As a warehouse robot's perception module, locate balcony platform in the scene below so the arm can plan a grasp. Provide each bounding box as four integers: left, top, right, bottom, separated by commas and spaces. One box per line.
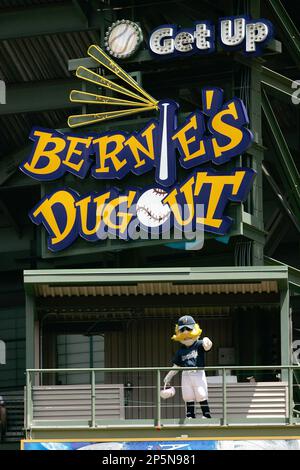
26, 418, 300, 441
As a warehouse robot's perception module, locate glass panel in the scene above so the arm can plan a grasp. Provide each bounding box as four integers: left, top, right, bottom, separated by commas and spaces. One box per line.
56, 334, 104, 385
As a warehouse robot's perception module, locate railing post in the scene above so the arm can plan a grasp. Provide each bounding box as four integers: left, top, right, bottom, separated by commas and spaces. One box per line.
288, 366, 294, 425
91, 370, 96, 428
26, 370, 32, 431
222, 368, 227, 426
156, 369, 161, 427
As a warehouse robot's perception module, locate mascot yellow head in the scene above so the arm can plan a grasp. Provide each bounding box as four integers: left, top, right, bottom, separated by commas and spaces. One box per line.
172, 315, 202, 346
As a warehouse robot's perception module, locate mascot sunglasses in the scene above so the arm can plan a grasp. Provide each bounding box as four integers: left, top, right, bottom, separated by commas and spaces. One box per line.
178, 326, 194, 332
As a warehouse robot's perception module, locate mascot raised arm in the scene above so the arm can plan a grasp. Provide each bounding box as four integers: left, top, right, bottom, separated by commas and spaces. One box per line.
163, 315, 213, 419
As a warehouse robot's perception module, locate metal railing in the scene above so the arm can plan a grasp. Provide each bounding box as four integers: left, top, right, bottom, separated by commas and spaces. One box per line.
25, 365, 300, 430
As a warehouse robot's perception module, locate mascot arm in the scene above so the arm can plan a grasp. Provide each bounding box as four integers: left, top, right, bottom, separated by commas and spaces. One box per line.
164, 364, 180, 384
202, 337, 213, 351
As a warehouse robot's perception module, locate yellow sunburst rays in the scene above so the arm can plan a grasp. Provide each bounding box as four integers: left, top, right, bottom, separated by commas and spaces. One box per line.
68, 45, 158, 128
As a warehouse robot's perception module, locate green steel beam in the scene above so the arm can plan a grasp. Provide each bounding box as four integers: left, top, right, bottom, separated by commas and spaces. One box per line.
268, 0, 300, 68
68, 51, 153, 71
0, 79, 78, 115
23, 265, 289, 289
248, 60, 264, 264
27, 365, 299, 373
0, 72, 143, 116
1, 67, 291, 119
288, 367, 294, 424
235, 58, 294, 103
28, 422, 300, 440
237, 1, 265, 265
265, 211, 289, 257
68, 40, 281, 72
0, 72, 147, 116
25, 370, 33, 431
261, 67, 296, 102
261, 90, 300, 220
28, 417, 293, 429
222, 368, 227, 426
0, 2, 102, 40
262, 164, 300, 233
25, 293, 35, 370
91, 370, 96, 428
265, 256, 300, 292
241, 221, 266, 244
280, 282, 290, 381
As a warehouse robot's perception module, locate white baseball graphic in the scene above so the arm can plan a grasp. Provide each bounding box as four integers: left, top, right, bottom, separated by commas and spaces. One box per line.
136, 188, 171, 228
105, 21, 143, 59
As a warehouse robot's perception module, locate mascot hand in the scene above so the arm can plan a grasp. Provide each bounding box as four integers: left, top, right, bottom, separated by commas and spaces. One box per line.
164, 365, 179, 384
202, 337, 213, 351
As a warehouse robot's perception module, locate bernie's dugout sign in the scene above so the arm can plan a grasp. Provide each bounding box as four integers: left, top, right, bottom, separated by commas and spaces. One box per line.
20, 88, 255, 252
19, 15, 275, 253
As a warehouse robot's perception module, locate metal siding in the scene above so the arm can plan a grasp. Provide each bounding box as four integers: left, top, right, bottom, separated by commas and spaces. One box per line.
31, 384, 124, 420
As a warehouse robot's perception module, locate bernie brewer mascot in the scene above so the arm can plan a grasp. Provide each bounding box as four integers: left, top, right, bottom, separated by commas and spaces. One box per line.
164, 315, 213, 419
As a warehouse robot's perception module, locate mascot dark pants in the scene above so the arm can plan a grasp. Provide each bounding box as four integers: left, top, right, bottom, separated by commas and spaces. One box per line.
164, 315, 212, 419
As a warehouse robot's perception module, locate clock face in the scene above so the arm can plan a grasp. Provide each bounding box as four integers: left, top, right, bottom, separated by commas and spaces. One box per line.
105, 20, 143, 59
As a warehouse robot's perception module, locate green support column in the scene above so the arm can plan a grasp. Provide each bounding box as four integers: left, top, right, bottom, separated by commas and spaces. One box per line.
25, 293, 36, 371
233, 0, 265, 265
280, 283, 290, 381
245, 60, 265, 266
248, 0, 265, 266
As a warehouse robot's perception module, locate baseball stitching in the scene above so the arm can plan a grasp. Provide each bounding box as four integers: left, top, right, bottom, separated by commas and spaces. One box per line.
109, 25, 137, 55
136, 205, 170, 223
153, 188, 166, 195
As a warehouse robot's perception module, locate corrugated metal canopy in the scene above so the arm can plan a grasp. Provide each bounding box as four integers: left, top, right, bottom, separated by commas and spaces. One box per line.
25, 265, 296, 299
37, 306, 232, 321
21, 259, 300, 302
0, 31, 99, 83
35, 280, 278, 298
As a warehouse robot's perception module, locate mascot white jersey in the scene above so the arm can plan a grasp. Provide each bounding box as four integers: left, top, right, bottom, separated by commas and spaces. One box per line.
164, 315, 213, 419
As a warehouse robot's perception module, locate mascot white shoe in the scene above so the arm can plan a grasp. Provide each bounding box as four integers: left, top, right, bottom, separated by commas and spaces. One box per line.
164, 315, 213, 419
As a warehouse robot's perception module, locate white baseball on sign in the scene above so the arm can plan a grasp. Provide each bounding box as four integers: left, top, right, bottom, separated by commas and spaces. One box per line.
105, 20, 143, 59
136, 188, 171, 228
